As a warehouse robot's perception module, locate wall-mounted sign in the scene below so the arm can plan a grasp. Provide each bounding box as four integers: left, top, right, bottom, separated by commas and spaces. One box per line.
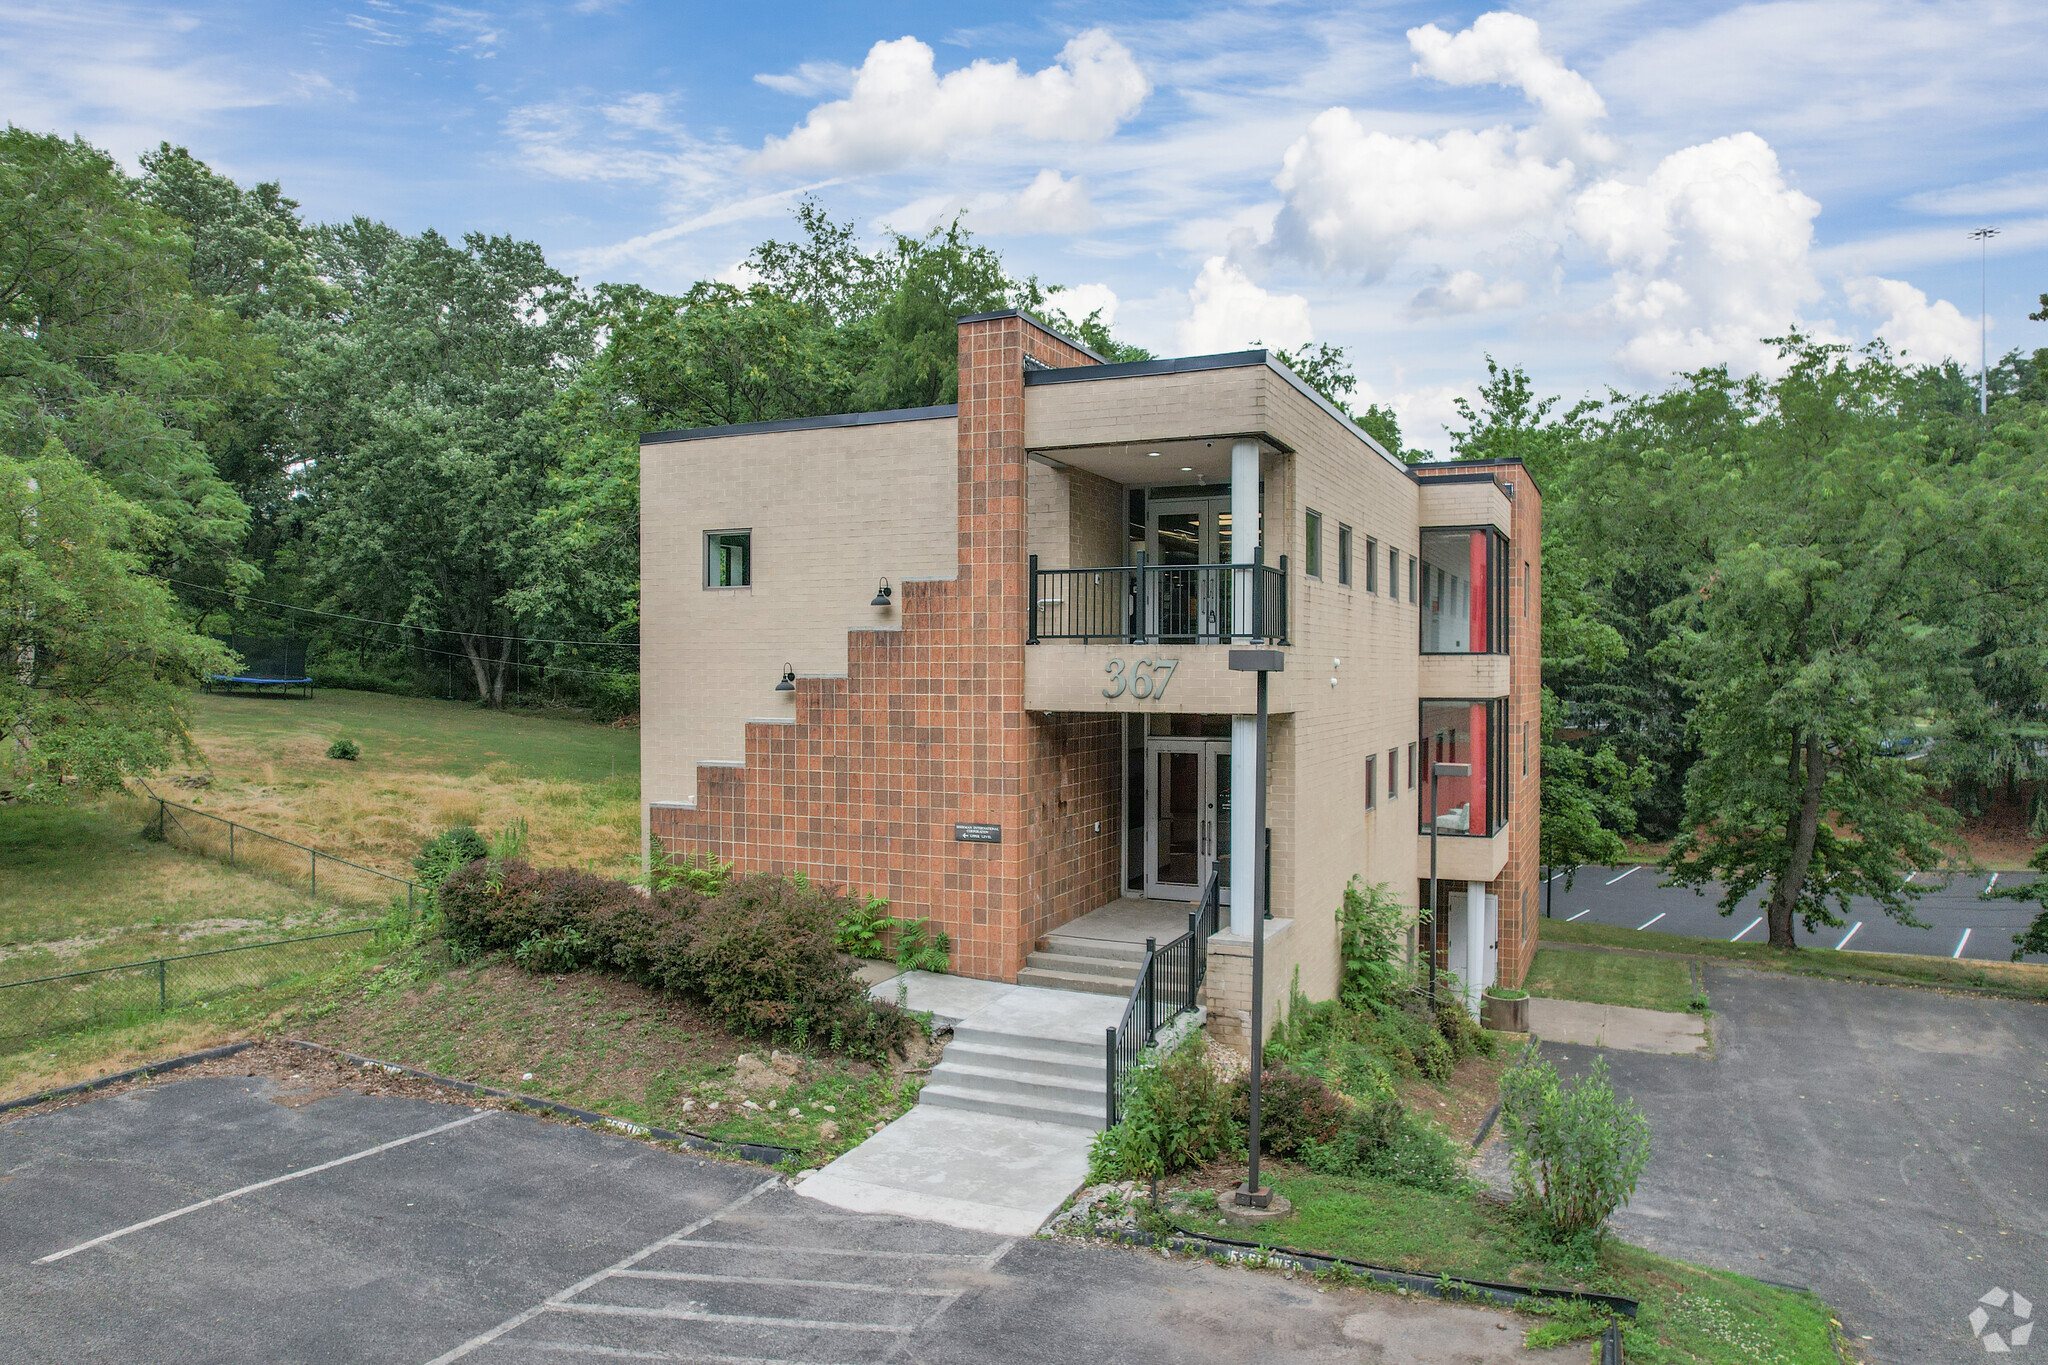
1101, 657, 1180, 700
954, 823, 1002, 844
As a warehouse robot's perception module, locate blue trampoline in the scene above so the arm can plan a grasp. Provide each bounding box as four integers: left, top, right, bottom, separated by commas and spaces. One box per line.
205, 636, 314, 698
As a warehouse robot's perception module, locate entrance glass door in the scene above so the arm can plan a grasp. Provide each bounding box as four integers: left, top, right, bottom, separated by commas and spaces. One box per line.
1144, 737, 1231, 902
1148, 497, 1232, 640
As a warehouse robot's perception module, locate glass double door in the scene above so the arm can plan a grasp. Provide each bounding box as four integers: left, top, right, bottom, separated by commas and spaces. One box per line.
1144, 738, 1231, 902
1147, 496, 1233, 640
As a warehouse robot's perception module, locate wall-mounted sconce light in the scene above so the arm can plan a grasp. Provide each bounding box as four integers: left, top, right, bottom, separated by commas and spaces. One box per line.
871, 577, 893, 608
775, 663, 795, 692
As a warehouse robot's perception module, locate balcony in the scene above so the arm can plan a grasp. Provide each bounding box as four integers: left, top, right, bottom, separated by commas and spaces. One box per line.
1028, 555, 1288, 646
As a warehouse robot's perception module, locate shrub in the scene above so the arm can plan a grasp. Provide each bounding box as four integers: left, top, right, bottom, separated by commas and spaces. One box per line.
326, 738, 361, 761
1336, 877, 1409, 1007
1233, 1064, 1345, 1158
1433, 992, 1495, 1062
1089, 1036, 1235, 1182
836, 895, 895, 958
1498, 1042, 1651, 1237
649, 849, 731, 896
891, 916, 951, 973
414, 826, 489, 890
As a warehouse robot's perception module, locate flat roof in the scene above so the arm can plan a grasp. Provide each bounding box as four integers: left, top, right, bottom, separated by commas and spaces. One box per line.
642, 404, 957, 446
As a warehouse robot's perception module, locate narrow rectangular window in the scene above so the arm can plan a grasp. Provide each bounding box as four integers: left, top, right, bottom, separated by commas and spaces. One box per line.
1364, 754, 1377, 810
1406, 741, 1416, 789
1522, 721, 1529, 775
704, 530, 751, 588
1365, 537, 1379, 593
1388, 749, 1399, 798
1305, 510, 1323, 578
1337, 523, 1353, 586
1409, 555, 1418, 603
1524, 562, 1531, 617
1390, 546, 1400, 598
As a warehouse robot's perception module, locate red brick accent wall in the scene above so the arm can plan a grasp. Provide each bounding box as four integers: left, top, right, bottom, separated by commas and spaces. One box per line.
652, 314, 1118, 982
1412, 461, 1543, 986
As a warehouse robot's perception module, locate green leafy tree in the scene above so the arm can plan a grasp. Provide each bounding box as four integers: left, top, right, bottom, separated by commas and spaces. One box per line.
1270, 341, 1407, 457
1988, 844, 2048, 960
299, 221, 593, 705
1661, 336, 2048, 948
2, 445, 231, 795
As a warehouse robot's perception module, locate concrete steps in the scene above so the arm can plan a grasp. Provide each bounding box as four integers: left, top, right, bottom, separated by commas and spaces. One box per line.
924, 1013, 1116, 1131
1013, 932, 1150, 998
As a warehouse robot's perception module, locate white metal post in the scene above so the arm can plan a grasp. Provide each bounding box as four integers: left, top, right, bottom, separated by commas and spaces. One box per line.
1229, 440, 1261, 933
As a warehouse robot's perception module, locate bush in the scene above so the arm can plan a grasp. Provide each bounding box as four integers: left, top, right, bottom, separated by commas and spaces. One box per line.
586, 672, 639, 724
414, 826, 490, 890
1498, 1042, 1651, 1237
1089, 1035, 1235, 1182
1337, 877, 1409, 1007
326, 738, 361, 761
1232, 1063, 1345, 1158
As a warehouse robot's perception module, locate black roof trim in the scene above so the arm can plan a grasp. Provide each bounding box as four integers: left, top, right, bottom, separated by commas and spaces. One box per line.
642, 404, 958, 445
1409, 456, 1543, 499
955, 308, 1108, 364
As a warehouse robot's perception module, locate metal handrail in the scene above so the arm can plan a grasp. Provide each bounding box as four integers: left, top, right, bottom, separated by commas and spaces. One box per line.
1105, 868, 1220, 1127
1030, 552, 1288, 644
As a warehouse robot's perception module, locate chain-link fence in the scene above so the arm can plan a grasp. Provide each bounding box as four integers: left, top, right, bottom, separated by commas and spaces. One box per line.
0, 927, 386, 1047
147, 794, 419, 912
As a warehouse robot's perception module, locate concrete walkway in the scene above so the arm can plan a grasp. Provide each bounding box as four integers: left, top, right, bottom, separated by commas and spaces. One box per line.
794, 971, 1121, 1236
1527, 995, 1709, 1054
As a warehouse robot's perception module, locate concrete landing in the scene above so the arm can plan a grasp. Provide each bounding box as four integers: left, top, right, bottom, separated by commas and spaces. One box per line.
1528, 996, 1709, 1054
869, 969, 1017, 1026
794, 1105, 1094, 1237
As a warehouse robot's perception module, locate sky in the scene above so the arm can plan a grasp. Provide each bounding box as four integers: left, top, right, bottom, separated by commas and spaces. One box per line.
5, 0, 2045, 454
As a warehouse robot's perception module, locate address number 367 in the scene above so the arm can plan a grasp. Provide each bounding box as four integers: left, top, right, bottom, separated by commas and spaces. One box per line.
1102, 657, 1179, 700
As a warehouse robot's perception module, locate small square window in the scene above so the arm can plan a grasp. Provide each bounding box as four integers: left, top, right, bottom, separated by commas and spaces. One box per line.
705, 530, 751, 588
1365, 537, 1379, 593
1305, 510, 1323, 578
1364, 754, 1377, 810
1388, 749, 1399, 798
1337, 523, 1353, 586
1409, 555, 1418, 603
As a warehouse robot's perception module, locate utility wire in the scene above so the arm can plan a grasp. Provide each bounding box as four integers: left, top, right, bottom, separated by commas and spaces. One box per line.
246, 616, 636, 683
165, 578, 640, 651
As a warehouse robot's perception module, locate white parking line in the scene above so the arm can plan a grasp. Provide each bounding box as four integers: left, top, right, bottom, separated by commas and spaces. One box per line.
1636, 912, 1666, 930
1731, 916, 1764, 942
1952, 928, 1972, 959
1835, 922, 1863, 950
1605, 866, 1642, 886
36, 1110, 492, 1265
1987, 873, 2001, 891
421, 1177, 780, 1365
519, 1347, 865, 1364
1565, 908, 1593, 921
546, 1304, 910, 1334
612, 1269, 953, 1297
1546, 870, 1565, 884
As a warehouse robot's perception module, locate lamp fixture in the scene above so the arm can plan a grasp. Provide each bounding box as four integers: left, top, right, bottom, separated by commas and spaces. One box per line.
775, 663, 796, 692
871, 577, 893, 607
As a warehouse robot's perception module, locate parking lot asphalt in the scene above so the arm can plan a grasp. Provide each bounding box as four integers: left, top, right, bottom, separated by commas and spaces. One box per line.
1539, 863, 2046, 963
1543, 966, 2048, 1364
0, 1072, 1576, 1364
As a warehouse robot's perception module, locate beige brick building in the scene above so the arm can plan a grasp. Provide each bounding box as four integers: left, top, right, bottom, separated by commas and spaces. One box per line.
641, 311, 1541, 1045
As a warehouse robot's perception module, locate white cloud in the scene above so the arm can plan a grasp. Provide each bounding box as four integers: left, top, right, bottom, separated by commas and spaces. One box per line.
754, 61, 856, 99
1573, 132, 1824, 375
1405, 269, 1527, 318
1409, 12, 1606, 127
1177, 257, 1312, 355
505, 93, 720, 185
751, 29, 1149, 175
1845, 275, 1979, 365
883, 168, 1097, 237
1051, 282, 1119, 328
1266, 108, 1574, 279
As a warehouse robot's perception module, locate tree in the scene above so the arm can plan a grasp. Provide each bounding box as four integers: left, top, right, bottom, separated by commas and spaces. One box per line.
2, 445, 231, 796
1662, 336, 2048, 948
1270, 342, 1407, 457
299, 222, 593, 705
1988, 843, 2048, 960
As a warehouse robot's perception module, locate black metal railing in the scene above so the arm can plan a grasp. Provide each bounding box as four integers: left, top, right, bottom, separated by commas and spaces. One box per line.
1105, 868, 1220, 1128
1030, 550, 1288, 644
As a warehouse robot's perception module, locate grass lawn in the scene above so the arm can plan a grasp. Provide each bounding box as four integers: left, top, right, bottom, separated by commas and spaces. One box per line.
1523, 945, 1701, 1013
159, 688, 642, 882
1542, 916, 2048, 1002
1200, 1167, 1847, 1363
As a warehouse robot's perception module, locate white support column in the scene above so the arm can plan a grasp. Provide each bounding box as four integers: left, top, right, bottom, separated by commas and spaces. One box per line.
1229, 440, 1261, 935
1464, 880, 1488, 1016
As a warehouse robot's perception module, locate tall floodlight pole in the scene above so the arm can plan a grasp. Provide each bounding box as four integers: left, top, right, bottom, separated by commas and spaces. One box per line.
1971, 226, 1999, 416
1427, 761, 1471, 1012
1229, 646, 1283, 1209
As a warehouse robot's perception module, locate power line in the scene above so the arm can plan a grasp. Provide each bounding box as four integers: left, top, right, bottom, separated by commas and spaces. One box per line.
166, 578, 639, 651
247, 614, 636, 683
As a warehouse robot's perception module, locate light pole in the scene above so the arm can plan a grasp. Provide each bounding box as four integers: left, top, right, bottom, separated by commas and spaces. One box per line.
1426, 760, 1471, 1011
1971, 226, 1999, 416
1228, 646, 1282, 1208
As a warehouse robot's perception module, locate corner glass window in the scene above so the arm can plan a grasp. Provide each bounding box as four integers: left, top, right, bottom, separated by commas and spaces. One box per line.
1418, 698, 1510, 837
705, 530, 751, 588
1419, 527, 1509, 653
1304, 510, 1323, 578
